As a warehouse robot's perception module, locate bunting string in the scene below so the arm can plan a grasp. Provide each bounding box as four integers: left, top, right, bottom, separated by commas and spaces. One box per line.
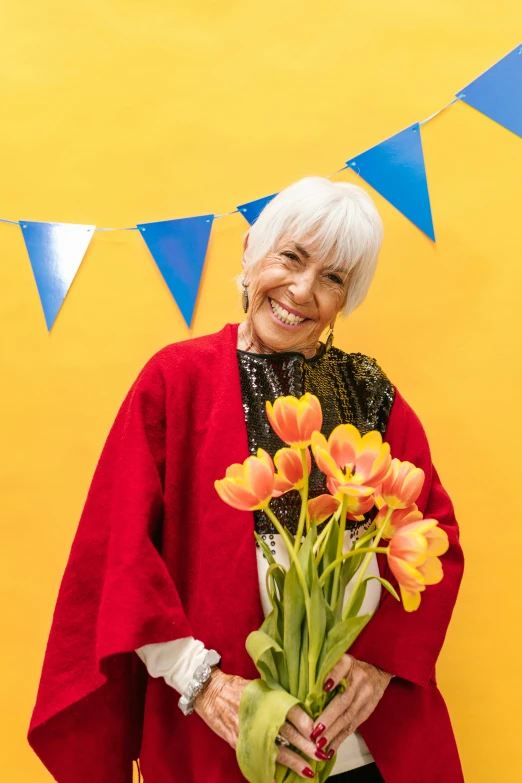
1, 43, 520, 330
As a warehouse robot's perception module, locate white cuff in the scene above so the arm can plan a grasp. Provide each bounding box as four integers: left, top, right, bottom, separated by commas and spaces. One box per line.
135, 637, 210, 695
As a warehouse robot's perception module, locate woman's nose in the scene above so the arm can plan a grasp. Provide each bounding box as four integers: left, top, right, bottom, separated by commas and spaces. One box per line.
288, 273, 315, 304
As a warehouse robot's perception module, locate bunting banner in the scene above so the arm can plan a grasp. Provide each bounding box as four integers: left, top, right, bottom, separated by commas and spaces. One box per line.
346, 122, 435, 241
1, 43, 520, 330
20, 221, 95, 331
457, 44, 522, 138
237, 194, 278, 225
137, 215, 214, 328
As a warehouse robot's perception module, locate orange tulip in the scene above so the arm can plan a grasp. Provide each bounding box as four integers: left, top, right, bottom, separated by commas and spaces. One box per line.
308, 494, 340, 524
387, 519, 449, 611
375, 503, 423, 539
266, 393, 323, 448
376, 458, 424, 510
273, 447, 312, 497
311, 425, 391, 502
215, 449, 275, 511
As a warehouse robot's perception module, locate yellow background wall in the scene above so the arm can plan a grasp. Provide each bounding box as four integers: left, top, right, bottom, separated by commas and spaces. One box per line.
1, 2, 520, 780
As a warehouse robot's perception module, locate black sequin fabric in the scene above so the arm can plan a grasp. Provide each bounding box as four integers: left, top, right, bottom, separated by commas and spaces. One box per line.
237, 344, 396, 540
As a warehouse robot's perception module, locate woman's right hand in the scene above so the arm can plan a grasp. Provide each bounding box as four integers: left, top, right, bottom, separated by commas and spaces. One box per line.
194, 669, 324, 779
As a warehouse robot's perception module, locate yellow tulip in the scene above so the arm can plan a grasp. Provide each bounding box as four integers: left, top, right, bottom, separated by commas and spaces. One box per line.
387, 519, 449, 611
272, 447, 312, 496
266, 393, 323, 448
215, 449, 275, 511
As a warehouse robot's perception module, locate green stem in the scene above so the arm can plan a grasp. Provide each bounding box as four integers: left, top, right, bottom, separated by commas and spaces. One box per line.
318, 547, 390, 585
353, 522, 377, 549
314, 519, 333, 568
330, 494, 349, 608
313, 503, 343, 557
265, 505, 311, 614
342, 506, 394, 620
294, 448, 310, 553
265, 505, 316, 696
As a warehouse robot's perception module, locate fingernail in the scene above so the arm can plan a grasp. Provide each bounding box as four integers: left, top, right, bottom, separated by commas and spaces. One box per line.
327, 749, 335, 760
310, 723, 325, 741
324, 678, 335, 692
315, 748, 329, 760
316, 736, 328, 750
302, 768, 315, 779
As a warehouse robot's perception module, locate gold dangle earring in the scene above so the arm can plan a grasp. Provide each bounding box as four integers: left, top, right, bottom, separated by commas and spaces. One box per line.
242, 283, 249, 314
325, 325, 335, 352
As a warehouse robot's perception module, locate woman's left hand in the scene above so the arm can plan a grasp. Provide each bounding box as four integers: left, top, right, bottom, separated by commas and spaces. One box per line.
310, 654, 393, 755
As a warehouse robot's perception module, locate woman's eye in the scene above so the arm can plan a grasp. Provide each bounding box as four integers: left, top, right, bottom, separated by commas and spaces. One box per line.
281, 251, 300, 262
326, 273, 343, 285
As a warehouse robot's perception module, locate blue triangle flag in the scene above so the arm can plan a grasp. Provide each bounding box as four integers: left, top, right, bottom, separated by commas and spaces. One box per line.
346, 122, 435, 241
237, 193, 277, 225
137, 215, 214, 328
20, 220, 95, 331
457, 44, 522, 138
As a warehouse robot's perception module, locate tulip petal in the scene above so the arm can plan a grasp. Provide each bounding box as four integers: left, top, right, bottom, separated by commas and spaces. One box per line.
312, 444, 341, 481
389, 529, 428, 566
399, 584, 422, 612
308, 494, 340, 524
328, 424, 359, 471
215, 478, 263, 511
418, 555, 444, 585
424, 524, 449, 557
388, 556, 425, 591
274, 448, 303, 486
401, 467, 425, 506
245, 456, 274, 503
256, 448, 275, 475
298, 394, 323, 441
225, 463, 245, 479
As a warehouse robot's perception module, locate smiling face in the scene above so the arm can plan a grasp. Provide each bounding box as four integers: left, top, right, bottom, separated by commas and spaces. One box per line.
242, 234, 349, 356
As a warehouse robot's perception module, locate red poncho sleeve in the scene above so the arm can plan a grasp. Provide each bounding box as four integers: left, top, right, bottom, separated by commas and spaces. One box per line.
349, 387, 465, 687
28, 353, 192, 782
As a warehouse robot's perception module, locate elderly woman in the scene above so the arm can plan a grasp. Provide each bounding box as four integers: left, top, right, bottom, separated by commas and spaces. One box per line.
28, 178, 464, 783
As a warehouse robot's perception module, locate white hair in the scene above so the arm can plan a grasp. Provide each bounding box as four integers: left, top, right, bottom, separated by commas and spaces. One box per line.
240, 176, 384, 316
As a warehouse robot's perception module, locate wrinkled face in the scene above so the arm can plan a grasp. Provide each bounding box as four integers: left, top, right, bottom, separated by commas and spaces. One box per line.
243, 235, 349, 354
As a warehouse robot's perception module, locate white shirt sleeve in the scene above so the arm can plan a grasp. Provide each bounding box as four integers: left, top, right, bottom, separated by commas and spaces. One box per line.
135, 637, 210, 695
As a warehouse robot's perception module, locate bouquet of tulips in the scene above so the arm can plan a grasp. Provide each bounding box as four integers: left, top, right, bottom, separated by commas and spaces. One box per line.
215, 393, 449, 783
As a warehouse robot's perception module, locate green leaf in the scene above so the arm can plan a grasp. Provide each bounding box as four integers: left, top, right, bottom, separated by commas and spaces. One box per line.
309, 614, 372, 700
320, 517, 339, 605
246, 630, 283, 662
332, 545, 366, 621
364, 575, 400, 601
341, 546, 365, 586
266, 562, 286, 610
283, 561, 306, 695
260, 609, 280, 646
255, 531, 276, 566
246, 629, 283, 685
308, 573, 327, 690
318, 756, 337, 782
297, 620, 309, 701
236, 679, 301, 783
298, 530, 315, 590
344, 580, 368, 619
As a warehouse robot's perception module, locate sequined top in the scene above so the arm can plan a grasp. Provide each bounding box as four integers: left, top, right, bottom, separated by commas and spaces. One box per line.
237, 343, 395, 539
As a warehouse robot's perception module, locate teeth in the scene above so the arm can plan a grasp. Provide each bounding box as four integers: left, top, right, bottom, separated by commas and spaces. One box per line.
269, 299, 305, 325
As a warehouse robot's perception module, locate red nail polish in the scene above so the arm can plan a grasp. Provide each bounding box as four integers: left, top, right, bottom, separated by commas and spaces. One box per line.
302, 768, 315, 779
310, 723, 325, 741
324, 678, 335, 692
327, 749, 335, 760
315, 748, 329, 760
316, 736, 328, 750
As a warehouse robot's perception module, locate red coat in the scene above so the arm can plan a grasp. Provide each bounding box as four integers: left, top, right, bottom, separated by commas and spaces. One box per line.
28, 323, 464, 783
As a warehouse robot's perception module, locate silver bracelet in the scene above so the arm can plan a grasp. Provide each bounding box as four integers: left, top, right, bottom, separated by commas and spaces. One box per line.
177, 649, 221, 716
